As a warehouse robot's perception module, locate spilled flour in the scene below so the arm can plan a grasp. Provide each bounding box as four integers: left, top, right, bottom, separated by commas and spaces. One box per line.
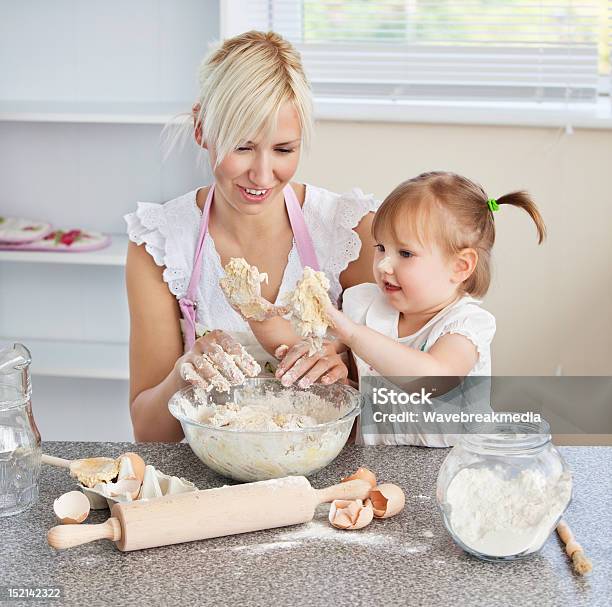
213, 518, 428, 557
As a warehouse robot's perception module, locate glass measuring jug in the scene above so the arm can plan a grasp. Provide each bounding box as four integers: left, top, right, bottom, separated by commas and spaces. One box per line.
0, 343, 41, 517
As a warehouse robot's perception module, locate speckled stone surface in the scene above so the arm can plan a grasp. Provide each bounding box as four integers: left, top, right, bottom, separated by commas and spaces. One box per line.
0, 443, 610, 607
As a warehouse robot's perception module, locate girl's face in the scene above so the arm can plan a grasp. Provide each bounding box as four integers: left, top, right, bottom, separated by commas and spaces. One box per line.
373, 226, 461, 315
207, 101, 302, 216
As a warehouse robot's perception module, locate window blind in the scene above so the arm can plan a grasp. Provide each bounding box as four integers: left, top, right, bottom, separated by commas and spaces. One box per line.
221, 0, 607, 106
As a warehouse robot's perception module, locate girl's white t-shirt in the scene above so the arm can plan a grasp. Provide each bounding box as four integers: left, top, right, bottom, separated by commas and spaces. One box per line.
125, 184, 379, 365
342, 283, 496, 447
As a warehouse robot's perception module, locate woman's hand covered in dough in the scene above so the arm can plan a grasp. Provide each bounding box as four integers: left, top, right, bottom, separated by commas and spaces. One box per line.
227, 297, 291, 322
176, 330, 261, 393
274, 339, 348, 389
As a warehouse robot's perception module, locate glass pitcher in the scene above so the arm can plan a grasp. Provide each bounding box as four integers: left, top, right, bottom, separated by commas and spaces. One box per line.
0, 343, 41, 517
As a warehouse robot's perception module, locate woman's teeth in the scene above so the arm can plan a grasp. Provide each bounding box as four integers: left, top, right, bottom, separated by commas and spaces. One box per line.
245, 188, 267, 195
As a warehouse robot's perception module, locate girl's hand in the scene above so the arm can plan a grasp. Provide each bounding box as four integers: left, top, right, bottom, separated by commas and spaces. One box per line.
175, 329, 260, 392
325, 304, 358, 345
274, 339, 348, 389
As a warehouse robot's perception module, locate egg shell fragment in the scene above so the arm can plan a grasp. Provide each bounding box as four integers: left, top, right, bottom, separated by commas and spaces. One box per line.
370, 483, 406, 518
119, 452, 146, 483
329, 498, 374, 530
341, 467, 377, 489
53, 490, 91, 524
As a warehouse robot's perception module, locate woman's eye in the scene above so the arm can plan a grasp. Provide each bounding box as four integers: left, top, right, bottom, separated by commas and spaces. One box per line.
275, 148, 294, 154
399, 250, 413, 258
235, 146, 252, 152
374, 244, 385, 253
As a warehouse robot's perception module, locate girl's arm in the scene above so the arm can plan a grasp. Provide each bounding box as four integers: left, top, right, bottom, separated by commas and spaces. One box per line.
327, 306, 478, 378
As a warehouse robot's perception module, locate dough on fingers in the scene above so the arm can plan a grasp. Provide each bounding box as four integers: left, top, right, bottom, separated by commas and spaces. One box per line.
230, 343, 261, 377
283, 267, 332, 355
180, 362, 212, 391
193, 354, 233, 392
207, 330, 261, 377
219, 257, 272, 321
203, 343, 246, 385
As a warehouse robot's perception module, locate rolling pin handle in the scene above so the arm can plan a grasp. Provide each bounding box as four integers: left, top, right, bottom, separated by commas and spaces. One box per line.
47, 517, 122, 550
41, 454, 72, 469
314, 479, 371, 505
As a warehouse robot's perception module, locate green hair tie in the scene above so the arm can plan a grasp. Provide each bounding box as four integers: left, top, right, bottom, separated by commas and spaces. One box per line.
487, 198, 499, 212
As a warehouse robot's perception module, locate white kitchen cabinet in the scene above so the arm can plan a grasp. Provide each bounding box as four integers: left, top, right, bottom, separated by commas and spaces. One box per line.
0, 0, 218, 441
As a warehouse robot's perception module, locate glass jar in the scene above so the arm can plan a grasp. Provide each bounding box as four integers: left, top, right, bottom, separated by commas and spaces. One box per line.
0, 343, 42, 517
436, 417, 572, 561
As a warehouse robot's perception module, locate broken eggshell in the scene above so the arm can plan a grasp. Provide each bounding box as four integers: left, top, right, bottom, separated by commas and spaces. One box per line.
329, 498, 374, 530
117, 456, 135, 482
341, 467, 377, 489
79, 464, 196, 509
118, 452, 146, 483
370, 483, 406, 518
53, 490, 91, 524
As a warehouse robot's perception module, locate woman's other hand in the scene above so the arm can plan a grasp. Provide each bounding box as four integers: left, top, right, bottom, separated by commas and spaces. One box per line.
175, 329, 260, 392
274, 339, 348, 389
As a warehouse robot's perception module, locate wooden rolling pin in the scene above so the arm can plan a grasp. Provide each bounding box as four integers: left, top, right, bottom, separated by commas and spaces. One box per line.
48, 476, 371, 551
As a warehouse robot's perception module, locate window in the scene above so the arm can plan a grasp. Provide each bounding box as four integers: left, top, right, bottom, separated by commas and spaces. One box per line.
221, 1, 612, 127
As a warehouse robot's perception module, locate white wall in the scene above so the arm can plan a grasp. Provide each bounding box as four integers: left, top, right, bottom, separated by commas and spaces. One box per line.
0, 0, 219, 441
297, 121, 612, 375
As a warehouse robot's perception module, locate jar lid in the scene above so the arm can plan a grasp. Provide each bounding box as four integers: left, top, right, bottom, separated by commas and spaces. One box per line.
461, 415, 551, 453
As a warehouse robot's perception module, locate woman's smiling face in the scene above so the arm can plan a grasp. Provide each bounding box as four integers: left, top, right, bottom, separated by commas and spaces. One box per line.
207, 101, 302, 215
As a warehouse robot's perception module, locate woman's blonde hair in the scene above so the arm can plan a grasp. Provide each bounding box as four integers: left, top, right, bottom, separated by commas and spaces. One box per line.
372, 172, 547, 298
162, 31, 313, 167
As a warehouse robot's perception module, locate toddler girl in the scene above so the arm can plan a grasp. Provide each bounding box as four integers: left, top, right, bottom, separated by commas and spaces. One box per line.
326, 171, 546, 446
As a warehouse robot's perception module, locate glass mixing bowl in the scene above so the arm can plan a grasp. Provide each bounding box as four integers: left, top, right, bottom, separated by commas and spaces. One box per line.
168, 379, 361, 482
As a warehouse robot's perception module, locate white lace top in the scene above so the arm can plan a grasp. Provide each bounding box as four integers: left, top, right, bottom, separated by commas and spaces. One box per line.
342, 283, 496, 448
124, 184, 379, 361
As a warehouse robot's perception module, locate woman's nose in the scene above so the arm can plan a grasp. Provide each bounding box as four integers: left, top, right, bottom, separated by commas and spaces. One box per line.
248, 151, 274, 187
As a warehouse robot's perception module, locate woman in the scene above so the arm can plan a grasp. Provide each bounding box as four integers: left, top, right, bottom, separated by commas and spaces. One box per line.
125, 31, 378, 441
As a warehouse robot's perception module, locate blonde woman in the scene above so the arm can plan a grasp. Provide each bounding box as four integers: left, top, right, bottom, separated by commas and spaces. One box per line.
125, 31, 378, 441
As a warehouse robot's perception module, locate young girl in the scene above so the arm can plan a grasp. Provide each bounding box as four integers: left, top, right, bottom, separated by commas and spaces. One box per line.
325, 171, 546, 446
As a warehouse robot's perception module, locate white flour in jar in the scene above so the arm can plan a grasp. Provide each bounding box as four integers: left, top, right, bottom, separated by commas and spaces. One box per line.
445, 466, 572, 557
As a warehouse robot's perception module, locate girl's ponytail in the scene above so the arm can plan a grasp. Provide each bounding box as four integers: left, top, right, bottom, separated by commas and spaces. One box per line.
496, 191, 547, 244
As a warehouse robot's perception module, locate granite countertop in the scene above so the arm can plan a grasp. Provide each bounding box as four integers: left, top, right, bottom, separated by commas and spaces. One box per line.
1, 442, 610, 607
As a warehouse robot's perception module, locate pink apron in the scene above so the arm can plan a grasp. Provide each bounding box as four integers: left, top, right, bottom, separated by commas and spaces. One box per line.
179, 184, 320, 350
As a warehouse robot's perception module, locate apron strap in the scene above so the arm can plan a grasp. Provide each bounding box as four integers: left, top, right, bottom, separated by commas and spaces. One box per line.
283, 184, 320, 271
179, 185, 214, 351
